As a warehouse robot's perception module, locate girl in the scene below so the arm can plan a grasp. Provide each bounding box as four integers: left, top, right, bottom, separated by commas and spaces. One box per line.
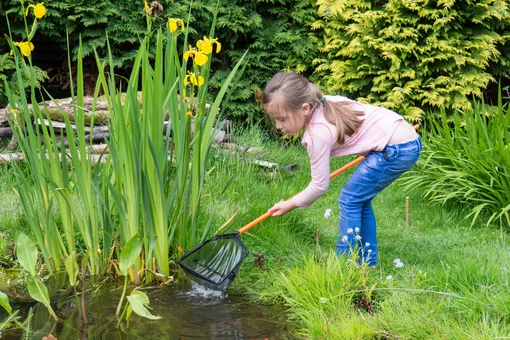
263, 72, 421, 266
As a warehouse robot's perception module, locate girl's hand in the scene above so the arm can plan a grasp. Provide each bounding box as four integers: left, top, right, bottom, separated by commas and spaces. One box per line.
269, 199, 297, 216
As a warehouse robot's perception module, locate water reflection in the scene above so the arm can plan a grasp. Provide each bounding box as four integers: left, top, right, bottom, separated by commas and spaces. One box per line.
2, 277, 288, 339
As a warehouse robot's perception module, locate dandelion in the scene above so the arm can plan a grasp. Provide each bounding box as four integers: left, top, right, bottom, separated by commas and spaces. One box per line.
347, 228, 353, 234
184, 46, 208, 66
324, 208, 332, 219
355, 227, 360, 233
13, 41, 35, 57
354, 235, 362, 241
341, 235, 348, 243
386, 275, 393, 280
26, 3, 46, 19
196, 36, 221, 54
168, 18, 184, 33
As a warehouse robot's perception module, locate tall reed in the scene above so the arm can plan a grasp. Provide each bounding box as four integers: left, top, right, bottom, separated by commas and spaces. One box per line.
7, 1, 247, 283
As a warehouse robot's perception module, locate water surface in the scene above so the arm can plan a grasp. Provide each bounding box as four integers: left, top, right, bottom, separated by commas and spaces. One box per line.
2, 276, 289, 339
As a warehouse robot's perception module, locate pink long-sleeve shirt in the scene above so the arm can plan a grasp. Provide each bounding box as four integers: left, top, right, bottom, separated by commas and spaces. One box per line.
291, 95, 405, 208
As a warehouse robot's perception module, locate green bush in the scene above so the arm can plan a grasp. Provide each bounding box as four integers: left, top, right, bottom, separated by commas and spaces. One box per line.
3, 0, 508, 123
202, 0, 320, 122
2, 0, 193, 65
0, 54, 48, 108
0, 0, 320, 123
404, 90, 510, 228
311, 0, 510, 120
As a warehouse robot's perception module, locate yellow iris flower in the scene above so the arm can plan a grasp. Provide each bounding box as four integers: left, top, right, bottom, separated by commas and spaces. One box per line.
184, 72, 205, 87
167, 18, 184, 33
144, 1, 150, 13
183, 46, 208, 66
10, 109, 19, 127
25, 3, 46, 19
14, 41, 35, 57
196, 37, 221, 55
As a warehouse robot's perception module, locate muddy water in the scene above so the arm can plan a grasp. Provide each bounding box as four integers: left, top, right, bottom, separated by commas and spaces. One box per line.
2, 276, 289, 339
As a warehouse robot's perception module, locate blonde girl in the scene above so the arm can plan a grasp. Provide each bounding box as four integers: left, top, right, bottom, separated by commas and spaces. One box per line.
263, 72, 421, 266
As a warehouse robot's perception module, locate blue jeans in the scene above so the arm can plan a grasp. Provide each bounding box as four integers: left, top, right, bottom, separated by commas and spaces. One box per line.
335, 137, 422, 266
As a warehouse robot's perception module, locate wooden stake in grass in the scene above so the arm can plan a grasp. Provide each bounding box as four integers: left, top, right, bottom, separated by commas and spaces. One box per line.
406, 196, 410, 225
316, 228, 320, 249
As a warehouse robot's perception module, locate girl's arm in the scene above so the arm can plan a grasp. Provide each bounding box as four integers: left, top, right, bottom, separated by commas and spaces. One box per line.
270, 124, 335, 216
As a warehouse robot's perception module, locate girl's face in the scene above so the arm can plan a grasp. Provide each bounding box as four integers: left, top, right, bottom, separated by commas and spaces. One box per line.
265, 102, 310, 135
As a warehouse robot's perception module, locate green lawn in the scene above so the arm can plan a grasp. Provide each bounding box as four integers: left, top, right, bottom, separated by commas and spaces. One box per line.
202, 127, 510, 339
1, 126, 509, 339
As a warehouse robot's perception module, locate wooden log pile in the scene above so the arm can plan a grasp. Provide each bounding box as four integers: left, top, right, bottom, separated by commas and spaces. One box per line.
0, 96, 299, 175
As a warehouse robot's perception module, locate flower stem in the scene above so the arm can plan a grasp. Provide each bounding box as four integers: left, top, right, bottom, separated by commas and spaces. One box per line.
115, 276, 128, 317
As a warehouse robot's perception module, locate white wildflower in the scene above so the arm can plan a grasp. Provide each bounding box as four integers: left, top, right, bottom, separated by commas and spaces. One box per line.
365, 242, 370, 247
347, 228, 353, 234
394, 259, 404, 268
324, 208, 332, 219
354, 235, 362, 241
367, 249, 372, 254
341, 235, 348, 243
355, 227, 360, 233
386, 275, 393, 281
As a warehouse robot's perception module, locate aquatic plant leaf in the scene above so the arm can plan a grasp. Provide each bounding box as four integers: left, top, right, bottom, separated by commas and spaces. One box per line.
126, 291, 161, 320
16, 233, 38, 277
119, 235, 142, 276
65, 251, 79, 286
26, 276, 57, 320
0, 291, 12, 313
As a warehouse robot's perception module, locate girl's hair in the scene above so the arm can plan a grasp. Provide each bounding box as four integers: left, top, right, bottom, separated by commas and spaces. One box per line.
263, 72, 364, 144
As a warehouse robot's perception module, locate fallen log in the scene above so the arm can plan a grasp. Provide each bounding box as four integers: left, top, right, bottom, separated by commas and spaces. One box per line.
0, 93, 217, 127
0, 127, 13, 138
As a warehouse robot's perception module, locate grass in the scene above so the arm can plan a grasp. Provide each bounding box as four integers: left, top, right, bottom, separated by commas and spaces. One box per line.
1, 125, 509, 338
0, 165, 30, 239
200, 126, 510, 338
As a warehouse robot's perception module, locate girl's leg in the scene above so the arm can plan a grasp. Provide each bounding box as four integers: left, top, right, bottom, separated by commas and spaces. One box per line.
359, 201, 377, 266
336, 186, 363, 257
336, 170, 378, 263
336, 137, 422, 265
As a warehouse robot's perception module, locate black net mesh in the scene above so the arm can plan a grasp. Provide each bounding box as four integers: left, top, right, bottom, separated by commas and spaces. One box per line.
178, 233, 249, 291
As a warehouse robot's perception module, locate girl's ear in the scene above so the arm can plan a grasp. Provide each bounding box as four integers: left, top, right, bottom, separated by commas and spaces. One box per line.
301, 103, 311, 116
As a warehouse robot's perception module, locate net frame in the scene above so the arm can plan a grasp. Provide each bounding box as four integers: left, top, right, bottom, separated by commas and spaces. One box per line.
178, 232, 249, 291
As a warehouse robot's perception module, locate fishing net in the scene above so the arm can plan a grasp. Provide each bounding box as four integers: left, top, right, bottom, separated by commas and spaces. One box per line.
178, 233, 249, 291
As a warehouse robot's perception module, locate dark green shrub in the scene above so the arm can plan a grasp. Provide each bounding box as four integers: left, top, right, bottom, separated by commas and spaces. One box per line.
1, 0, 320, 123
205, 0, 320, 122
311, 0, 510, 120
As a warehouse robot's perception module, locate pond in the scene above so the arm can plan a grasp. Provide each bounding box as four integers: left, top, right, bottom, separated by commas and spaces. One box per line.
1, 272, 289, 339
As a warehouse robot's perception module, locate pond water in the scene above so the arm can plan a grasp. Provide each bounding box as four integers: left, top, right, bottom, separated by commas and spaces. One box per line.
1, 273, 289, 339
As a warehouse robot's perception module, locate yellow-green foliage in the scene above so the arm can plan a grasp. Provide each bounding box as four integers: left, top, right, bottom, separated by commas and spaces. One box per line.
312, 0, 510, 120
